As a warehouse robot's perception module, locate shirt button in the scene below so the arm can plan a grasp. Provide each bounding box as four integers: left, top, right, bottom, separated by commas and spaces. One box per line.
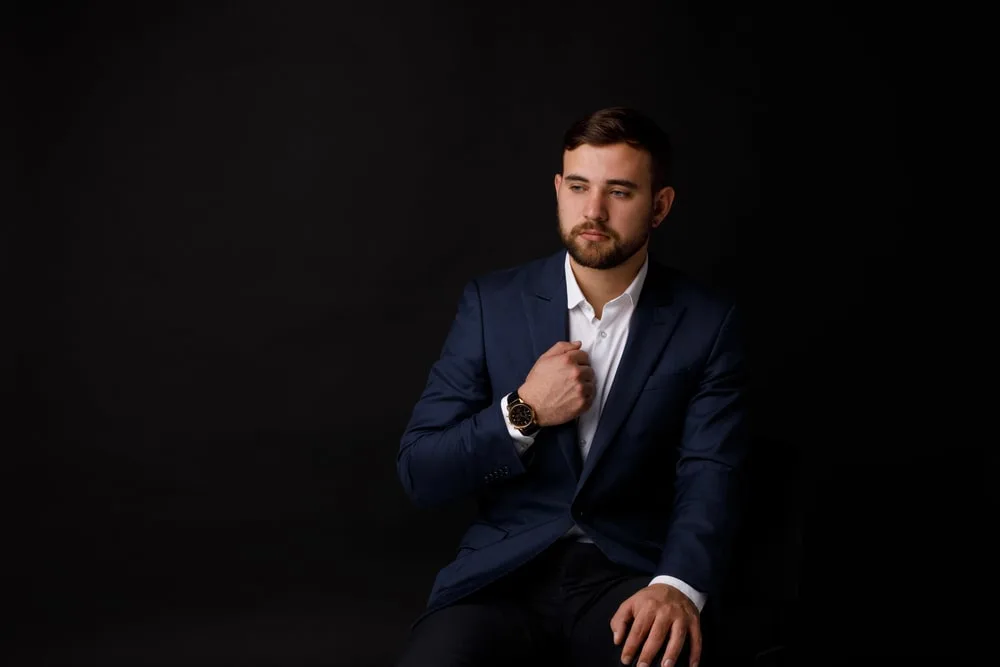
579, 438, 586, 446
599, 331, 608, 338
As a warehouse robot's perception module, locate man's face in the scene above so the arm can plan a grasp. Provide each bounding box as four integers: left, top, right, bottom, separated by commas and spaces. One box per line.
555, 143, 673, 270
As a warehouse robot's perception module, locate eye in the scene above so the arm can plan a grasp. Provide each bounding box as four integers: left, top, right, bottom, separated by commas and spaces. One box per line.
569, 185, 585, 192
610, 190, 630, 198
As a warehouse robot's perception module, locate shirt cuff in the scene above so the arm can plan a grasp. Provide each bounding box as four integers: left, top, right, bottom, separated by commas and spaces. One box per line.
500, 392, 536, 455
649, 575, 707, 613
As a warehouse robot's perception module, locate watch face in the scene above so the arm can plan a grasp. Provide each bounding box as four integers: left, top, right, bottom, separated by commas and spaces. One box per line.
509, 403, 534, 428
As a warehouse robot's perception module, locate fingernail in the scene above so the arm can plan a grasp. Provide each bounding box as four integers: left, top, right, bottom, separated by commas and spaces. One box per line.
614, 631, 620, 644
621, 656, 631, 665
639, 663, 649, 667
691, 662, 699, 667
662, 660, 674, 667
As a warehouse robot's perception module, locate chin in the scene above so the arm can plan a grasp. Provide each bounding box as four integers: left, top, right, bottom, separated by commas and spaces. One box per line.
571, 248, 616, 270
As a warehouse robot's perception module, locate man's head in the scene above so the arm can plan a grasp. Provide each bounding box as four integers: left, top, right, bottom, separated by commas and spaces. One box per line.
555, 107, 675, 270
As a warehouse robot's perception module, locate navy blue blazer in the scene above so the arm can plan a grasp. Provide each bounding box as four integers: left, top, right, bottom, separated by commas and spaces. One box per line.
398, 249, 749, 616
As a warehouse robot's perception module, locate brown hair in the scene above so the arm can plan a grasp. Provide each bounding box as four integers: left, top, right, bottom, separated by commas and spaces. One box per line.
562, 106, 673, 191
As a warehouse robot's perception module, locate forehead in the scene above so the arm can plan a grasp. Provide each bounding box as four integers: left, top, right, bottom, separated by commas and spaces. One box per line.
561, 143, 652, 186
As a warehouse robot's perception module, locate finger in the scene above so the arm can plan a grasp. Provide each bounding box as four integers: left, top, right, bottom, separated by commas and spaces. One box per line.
637, 614, 671, 667
576, 368, 594, 386
621, 609, 654, 665
567, 350, 591, 366
610, 600, 635, 646
546, 340, 582, 356
686, 616, 702, 667
574, 383, 593, 410
660, 620, 687, 667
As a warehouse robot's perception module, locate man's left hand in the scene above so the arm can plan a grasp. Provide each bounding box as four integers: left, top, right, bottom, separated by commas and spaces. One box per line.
610, 583, 701, 667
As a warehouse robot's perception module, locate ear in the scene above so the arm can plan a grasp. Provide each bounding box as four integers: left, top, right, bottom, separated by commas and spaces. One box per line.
651, 186, 675, 228
554, 173, 562, 194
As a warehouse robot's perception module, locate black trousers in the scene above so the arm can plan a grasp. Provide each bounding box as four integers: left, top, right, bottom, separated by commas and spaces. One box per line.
396, 540, 703, 667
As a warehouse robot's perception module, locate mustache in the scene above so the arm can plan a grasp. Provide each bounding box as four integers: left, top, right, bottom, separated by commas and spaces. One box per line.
573, 223, 615, 238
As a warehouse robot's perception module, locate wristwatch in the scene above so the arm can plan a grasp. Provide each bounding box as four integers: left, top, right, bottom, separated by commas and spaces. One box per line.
506, 391, 541, 436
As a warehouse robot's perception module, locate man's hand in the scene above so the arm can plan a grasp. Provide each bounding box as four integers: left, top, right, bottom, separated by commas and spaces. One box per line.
517, 340, 595, 427
610, 583, 702, 667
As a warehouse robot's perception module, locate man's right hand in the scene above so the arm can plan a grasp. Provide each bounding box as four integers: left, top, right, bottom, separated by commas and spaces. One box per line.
517, 341, 595, 427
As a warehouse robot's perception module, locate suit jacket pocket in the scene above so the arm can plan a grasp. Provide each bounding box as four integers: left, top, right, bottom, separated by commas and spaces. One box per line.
456, 521, 508, 556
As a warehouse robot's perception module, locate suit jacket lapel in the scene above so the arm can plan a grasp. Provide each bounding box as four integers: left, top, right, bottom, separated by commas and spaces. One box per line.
576, 259, 686, 491
522, 251, 582, 478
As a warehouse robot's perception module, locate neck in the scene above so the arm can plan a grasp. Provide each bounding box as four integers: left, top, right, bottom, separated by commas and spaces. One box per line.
569, 246, 647, 319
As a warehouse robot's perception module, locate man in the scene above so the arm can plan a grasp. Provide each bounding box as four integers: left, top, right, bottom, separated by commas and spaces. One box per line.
396, 107, 749, 667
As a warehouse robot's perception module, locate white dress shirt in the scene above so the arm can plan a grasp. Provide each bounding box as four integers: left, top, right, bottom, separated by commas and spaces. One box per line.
500, 250, 707, 612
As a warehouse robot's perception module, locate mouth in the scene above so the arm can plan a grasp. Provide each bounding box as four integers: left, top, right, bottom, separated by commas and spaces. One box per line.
578, 231, 609, 241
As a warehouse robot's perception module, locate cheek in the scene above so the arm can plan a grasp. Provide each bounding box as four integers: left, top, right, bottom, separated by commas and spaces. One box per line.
618, 206, 652, 232
557, 201, 577, 227
558, 197, 577, 215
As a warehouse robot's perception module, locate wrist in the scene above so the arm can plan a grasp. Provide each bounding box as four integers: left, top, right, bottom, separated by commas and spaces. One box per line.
515, 384, 541, 425
509, 387, 542, 433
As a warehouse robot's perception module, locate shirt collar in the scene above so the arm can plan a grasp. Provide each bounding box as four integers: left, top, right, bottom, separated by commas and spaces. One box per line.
563, 250, 650, 312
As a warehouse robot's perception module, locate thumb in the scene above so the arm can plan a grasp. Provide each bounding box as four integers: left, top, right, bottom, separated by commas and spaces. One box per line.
609, 600, 634, 645
545, 340, 582, 356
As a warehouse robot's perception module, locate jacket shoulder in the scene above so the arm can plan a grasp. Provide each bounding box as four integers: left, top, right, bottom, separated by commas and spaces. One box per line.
468, 252, 556, 295
654, 260, 740, 319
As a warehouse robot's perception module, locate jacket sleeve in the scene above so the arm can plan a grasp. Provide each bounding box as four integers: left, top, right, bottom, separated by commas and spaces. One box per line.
397, 278, 528, 508
656, 303, 751, 598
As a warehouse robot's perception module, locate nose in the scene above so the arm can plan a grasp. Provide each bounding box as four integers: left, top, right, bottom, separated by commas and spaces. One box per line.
583, 190, 608, 223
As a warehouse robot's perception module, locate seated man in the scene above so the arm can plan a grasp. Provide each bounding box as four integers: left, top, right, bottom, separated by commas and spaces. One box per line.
395, 106, 750, 667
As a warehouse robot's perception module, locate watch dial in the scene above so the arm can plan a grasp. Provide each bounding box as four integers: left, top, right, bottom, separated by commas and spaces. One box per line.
510, 404, 532, 427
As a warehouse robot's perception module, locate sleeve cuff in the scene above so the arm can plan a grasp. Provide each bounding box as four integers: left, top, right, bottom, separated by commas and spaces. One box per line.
500, 392, 536, 454
650, 575, 707, 613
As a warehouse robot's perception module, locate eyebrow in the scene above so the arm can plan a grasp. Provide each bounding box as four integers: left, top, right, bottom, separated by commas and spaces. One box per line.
564, 173, 640, 189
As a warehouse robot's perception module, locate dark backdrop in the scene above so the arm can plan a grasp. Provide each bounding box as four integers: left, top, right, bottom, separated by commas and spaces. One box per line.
9, 1, 978, 664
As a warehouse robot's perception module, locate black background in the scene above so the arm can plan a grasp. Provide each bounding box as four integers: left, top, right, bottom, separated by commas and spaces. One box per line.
9, 1, 979, 664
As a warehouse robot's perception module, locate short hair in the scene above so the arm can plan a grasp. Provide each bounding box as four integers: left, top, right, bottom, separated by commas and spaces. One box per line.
562, 106, 673, 191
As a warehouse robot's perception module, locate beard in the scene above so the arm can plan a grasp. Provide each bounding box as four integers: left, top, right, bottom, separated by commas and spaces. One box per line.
558, 213, 651, 270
